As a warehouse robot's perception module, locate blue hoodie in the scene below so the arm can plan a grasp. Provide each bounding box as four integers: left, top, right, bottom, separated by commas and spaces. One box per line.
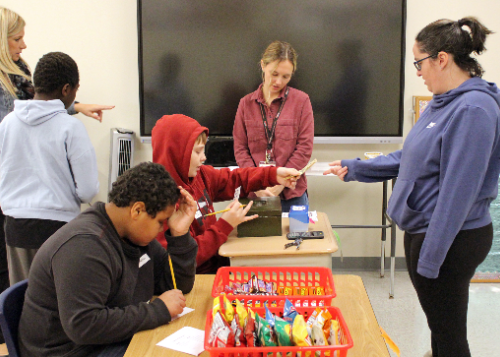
341, 77, 500, 278
0, 99, 99, 222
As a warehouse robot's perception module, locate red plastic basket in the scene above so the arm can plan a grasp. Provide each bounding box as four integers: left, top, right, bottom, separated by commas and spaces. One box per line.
212, 267, 336, 308
204, 305, 353, 357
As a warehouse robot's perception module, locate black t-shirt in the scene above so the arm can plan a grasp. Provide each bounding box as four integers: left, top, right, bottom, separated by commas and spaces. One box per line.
4, 216, 66, 249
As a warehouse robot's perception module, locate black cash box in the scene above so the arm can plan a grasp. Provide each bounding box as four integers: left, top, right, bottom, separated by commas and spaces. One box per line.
237, 197, 282, 237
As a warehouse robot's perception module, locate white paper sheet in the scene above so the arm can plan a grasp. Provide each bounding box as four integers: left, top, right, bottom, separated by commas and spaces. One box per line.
170, 307, 194, 321
156, 326, 205, 356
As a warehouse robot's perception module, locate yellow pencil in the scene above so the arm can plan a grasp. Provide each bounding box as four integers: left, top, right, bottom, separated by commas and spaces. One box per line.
168, 254, 177, 289
203, 204, 247, 217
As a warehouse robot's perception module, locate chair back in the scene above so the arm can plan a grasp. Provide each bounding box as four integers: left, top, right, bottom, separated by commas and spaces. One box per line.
0, 280, 28, 357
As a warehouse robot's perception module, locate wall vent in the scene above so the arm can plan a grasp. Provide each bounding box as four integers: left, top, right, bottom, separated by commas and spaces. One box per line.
109, 128, 135, 194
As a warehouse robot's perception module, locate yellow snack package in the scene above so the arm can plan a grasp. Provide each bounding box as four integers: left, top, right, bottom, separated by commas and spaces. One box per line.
328, 319, 340, 345
292, 314, 312, 357
213, 295, 234, 323
234, 299, 247, 329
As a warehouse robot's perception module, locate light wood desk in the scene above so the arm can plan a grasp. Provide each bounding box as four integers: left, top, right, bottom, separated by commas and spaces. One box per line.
218, 212, 337, 269
124, 274, 390, 357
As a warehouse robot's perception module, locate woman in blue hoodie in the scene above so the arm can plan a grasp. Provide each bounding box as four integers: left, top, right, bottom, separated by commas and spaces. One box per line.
325, 17, 500, 357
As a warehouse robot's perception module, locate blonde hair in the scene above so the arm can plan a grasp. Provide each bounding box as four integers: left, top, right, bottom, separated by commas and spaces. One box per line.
0, 7, 30, 98
260, 40, 298, 78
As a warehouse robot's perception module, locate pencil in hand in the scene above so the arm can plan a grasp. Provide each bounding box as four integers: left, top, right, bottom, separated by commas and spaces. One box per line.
203, 204, 247, 217
168, 253, 177, 289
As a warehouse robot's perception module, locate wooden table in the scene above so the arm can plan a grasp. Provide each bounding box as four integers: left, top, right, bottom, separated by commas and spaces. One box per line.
124, 274, 390, 357
218, 212, 338, 269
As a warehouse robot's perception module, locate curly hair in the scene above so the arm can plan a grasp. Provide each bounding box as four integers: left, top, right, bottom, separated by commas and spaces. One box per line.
33, 52, 79, 94
108, 162, 180, 217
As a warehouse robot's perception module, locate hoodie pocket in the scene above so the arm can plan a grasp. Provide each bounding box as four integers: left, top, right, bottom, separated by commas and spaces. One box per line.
387, 179, 431, 230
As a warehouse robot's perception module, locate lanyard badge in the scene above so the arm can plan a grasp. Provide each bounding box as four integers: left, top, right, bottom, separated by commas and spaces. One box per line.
258, 87, 289, 165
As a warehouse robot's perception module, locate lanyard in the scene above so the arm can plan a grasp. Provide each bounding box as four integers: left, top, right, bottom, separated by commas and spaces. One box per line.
259, 87, 289, 152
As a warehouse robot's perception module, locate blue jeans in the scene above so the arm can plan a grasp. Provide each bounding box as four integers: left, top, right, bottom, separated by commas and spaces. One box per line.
281, 192, 309, 213
95, 339, 131, 357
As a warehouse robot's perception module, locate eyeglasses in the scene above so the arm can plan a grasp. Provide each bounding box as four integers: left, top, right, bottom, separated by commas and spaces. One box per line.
413, 54, 436, 71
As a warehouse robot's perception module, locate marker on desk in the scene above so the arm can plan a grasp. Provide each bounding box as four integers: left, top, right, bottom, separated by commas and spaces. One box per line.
168, 253, 177, 289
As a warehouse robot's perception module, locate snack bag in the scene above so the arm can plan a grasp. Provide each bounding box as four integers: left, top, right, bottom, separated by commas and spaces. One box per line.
306, 307, 322, 337
244, 308, 259, 347
328, 318, 340, 346
235, 299, 248, 329
209, 311, 235, 348
311, 309, 332, 356
292, 314, 312, 357
213, 295, 234, 323
231, 312, 245, 347
274, 316, 293, 346
283, 299, 298, 323
265, 303, 275, 329
256, 313, 277, 347
328, 318, 342, 357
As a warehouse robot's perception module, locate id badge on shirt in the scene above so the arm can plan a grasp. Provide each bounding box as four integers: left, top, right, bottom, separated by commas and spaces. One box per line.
259, 161, 276, 167
139, 254, 151, 268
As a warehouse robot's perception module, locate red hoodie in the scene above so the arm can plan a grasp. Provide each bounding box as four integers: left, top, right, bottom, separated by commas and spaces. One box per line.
152, 114, 280, 274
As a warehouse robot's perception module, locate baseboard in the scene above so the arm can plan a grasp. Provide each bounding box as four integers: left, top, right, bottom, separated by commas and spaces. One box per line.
471, 272, 500, 282
331, 257, 407, 271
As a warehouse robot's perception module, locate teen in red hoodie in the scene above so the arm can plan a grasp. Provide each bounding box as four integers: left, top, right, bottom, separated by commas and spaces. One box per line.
152, 114, 299, 274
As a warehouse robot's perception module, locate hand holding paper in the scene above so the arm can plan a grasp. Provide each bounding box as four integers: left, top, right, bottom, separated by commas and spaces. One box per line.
284, 158, 318, 179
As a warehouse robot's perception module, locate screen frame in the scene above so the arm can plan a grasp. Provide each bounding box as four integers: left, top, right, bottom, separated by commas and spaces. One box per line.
137, 0, 407, 145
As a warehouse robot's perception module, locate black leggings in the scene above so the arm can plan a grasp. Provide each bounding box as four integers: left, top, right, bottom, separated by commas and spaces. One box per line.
404, 223, 493, 357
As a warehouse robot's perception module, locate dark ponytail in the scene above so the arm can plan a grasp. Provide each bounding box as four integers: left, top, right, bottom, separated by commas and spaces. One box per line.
415, 17, 493, 77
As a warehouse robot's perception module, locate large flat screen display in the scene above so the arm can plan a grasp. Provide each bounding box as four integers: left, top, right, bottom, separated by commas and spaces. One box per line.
138, 0, 406, 143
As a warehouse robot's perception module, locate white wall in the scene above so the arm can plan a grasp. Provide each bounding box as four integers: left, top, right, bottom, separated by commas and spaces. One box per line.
4, 0, 500, 258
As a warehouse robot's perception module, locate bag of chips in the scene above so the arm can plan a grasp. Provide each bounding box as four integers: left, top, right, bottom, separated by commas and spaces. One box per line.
292, 314, 312, 357
209, 311, 235, 348
256, 313, 277, 347
283, 299, 298, 323
244, 307, 258, 347
213, 295, 234, 323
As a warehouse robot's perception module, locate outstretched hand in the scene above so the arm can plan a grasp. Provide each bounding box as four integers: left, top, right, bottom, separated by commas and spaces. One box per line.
74, 103, 115, 122
323, 160, 348, 181
168, 187, 197, 236
221, 199, 258, 228
276, 167, 300, 188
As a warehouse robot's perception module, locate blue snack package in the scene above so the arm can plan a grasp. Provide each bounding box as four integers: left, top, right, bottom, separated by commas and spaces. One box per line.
265, 303, 275, 328
283, 298, 298, 323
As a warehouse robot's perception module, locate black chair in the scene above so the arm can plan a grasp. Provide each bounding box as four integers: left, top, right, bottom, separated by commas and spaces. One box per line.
0, 280, 28, 357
